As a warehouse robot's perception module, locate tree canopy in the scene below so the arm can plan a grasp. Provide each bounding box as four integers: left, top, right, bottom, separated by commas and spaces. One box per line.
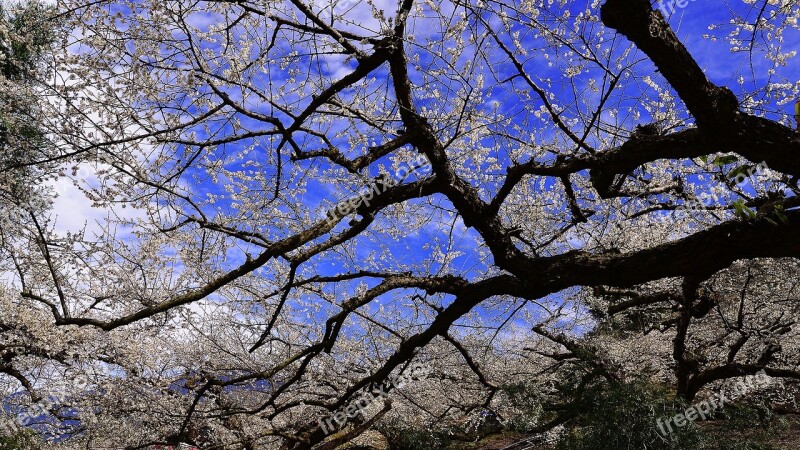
1, 0, 800, 448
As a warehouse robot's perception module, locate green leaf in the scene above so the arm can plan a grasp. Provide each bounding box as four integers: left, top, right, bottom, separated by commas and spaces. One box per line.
732, 200, 755, 220
775, 209, 789, 225
727, 164, 754, 180
712, 155, 738, 167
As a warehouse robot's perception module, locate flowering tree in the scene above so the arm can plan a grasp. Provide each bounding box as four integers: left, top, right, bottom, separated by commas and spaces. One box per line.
2, 0, 800, 448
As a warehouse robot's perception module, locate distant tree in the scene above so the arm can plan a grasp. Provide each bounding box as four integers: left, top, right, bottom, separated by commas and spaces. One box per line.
0, 0, 55, 203
0, 427, 41, 450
